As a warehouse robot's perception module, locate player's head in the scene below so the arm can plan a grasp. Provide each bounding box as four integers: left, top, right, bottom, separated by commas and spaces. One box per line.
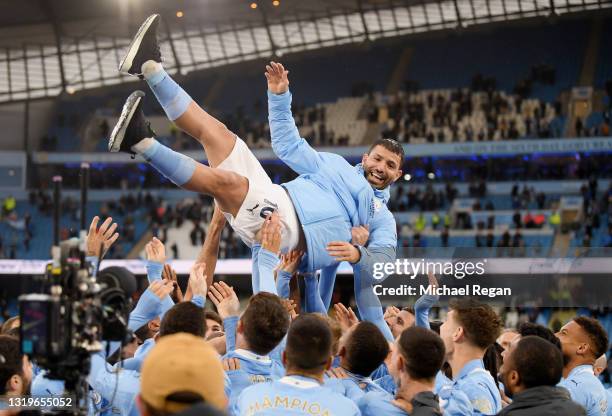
283, 314, 333, 375
238, 292, 290, 355
499, 335, 563, 398
204, 311, 224, 341
362, 138, 404, 189
517, 322, 561, 349
440, 299, 502, 357
496, 328, 519, 351
0, 335, 33, 395
386, 307, 415, 338
338, 321, 390, 377
391, 327, 445, 386
159, 301, 207, 338
555, 316, 609, 366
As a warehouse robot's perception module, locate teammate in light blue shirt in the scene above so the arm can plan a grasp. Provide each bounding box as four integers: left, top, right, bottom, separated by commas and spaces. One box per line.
358, 327, 448, 416
556, 317, 610, 416
325, 321, 390, 401
235, 314, 360, 416
211, 288, 290, 409
437, 299, 503, 415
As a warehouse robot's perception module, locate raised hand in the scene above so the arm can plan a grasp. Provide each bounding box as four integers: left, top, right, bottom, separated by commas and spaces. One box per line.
261, 211, 282, 254
188, 262, 208, 299
333, 302, 359, 333
162, 263, 184, 302
351, 225, 369, 246
265, 61, 289, 95
145, 237, 166, 264
281, 298, 298, 321
208, 281, 240, 319
149, 280, 174, 301
279, 250, 304, 274
86, 216, 119, 258
326, 241, 361, 264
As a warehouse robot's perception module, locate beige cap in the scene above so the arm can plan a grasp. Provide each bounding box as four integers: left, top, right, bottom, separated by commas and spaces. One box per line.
140, 333, 227, 413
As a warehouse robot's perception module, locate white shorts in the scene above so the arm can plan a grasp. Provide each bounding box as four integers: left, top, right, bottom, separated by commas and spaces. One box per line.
216, 137, 301, 251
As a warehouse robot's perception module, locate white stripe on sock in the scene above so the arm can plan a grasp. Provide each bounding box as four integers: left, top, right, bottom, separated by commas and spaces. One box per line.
142, 60, 163, 80
131, 137, 157, 154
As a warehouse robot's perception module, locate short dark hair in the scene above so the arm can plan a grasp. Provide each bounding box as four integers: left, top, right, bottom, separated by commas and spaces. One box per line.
0, 335, 23, 395
368, 138, 405, 168
518, 322, 561, 350
573, 316, 609, 358
398, 327, 445, 380
204, 311, 223, 327
450, 298, 502, 349
285, 314, 332, 371
159, 302, 206, 338
241, 292, 290, 356
512, 336, 563, 388
344, 321, 390, 377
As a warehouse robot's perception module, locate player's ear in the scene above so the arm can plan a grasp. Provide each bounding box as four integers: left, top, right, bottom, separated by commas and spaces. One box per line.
392, 169, 403, 183
362, 153, 369, 165
281, 351, 288, 367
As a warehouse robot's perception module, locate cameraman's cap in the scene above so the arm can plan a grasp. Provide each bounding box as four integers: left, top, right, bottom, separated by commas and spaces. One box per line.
140, 333, 226, 412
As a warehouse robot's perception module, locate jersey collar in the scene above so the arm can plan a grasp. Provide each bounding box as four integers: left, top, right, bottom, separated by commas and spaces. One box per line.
279, 375, 321, 389
234, 349, 272, 364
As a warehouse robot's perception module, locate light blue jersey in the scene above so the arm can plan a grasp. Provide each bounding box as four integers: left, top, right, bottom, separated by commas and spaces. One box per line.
558, 365, 608, 416
607, 388, 612, 416
357, 390, 443, 416
268, 90, 397, 273
435, 359, 500, 415
224, 348, 286, 409
234, 375, 361, 416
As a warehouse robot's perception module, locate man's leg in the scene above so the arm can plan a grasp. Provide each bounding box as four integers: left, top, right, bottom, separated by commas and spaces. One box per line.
109, 91, 247, 217
118, 14, 234, 167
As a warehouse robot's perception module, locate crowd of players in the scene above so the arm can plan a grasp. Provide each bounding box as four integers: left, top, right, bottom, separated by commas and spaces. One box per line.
0, 211, 610, 416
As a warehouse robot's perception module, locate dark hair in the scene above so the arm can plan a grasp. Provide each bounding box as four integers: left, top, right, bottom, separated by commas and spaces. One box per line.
0, 335, 23, 395
368, 138, 405, 168
449, 298, 502, 349
518, 322, 561, 350
344, 321, 390, 377
397, 327, 445, 380
134, 323, 154, 342
512, 336, 563, 388
285, 314, 332, 371
204, 311, 223, 327
159, 302, 206, 338
573, 316, 609, 358
241, 292, 290, 356
483, 342, 503, 380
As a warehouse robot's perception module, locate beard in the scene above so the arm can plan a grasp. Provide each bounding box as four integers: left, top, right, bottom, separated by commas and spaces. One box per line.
562, 351, 572, 367
498, 371, 513, 399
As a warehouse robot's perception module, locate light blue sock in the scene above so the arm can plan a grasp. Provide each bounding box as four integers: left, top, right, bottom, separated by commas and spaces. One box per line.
141, 139, 196, 186
145, 67, 191, 121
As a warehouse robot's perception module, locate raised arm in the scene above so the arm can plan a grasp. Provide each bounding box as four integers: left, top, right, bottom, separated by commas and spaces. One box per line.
197, 204, 226, 288
266, 61, 324, 174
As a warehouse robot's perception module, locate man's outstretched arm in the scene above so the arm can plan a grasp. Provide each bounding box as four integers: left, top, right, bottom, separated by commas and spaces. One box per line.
197, 204, 226, 288
266, 61, 323, 175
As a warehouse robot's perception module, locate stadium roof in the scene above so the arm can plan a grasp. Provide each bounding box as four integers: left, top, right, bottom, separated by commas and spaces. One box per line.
0, 0, 610, 102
